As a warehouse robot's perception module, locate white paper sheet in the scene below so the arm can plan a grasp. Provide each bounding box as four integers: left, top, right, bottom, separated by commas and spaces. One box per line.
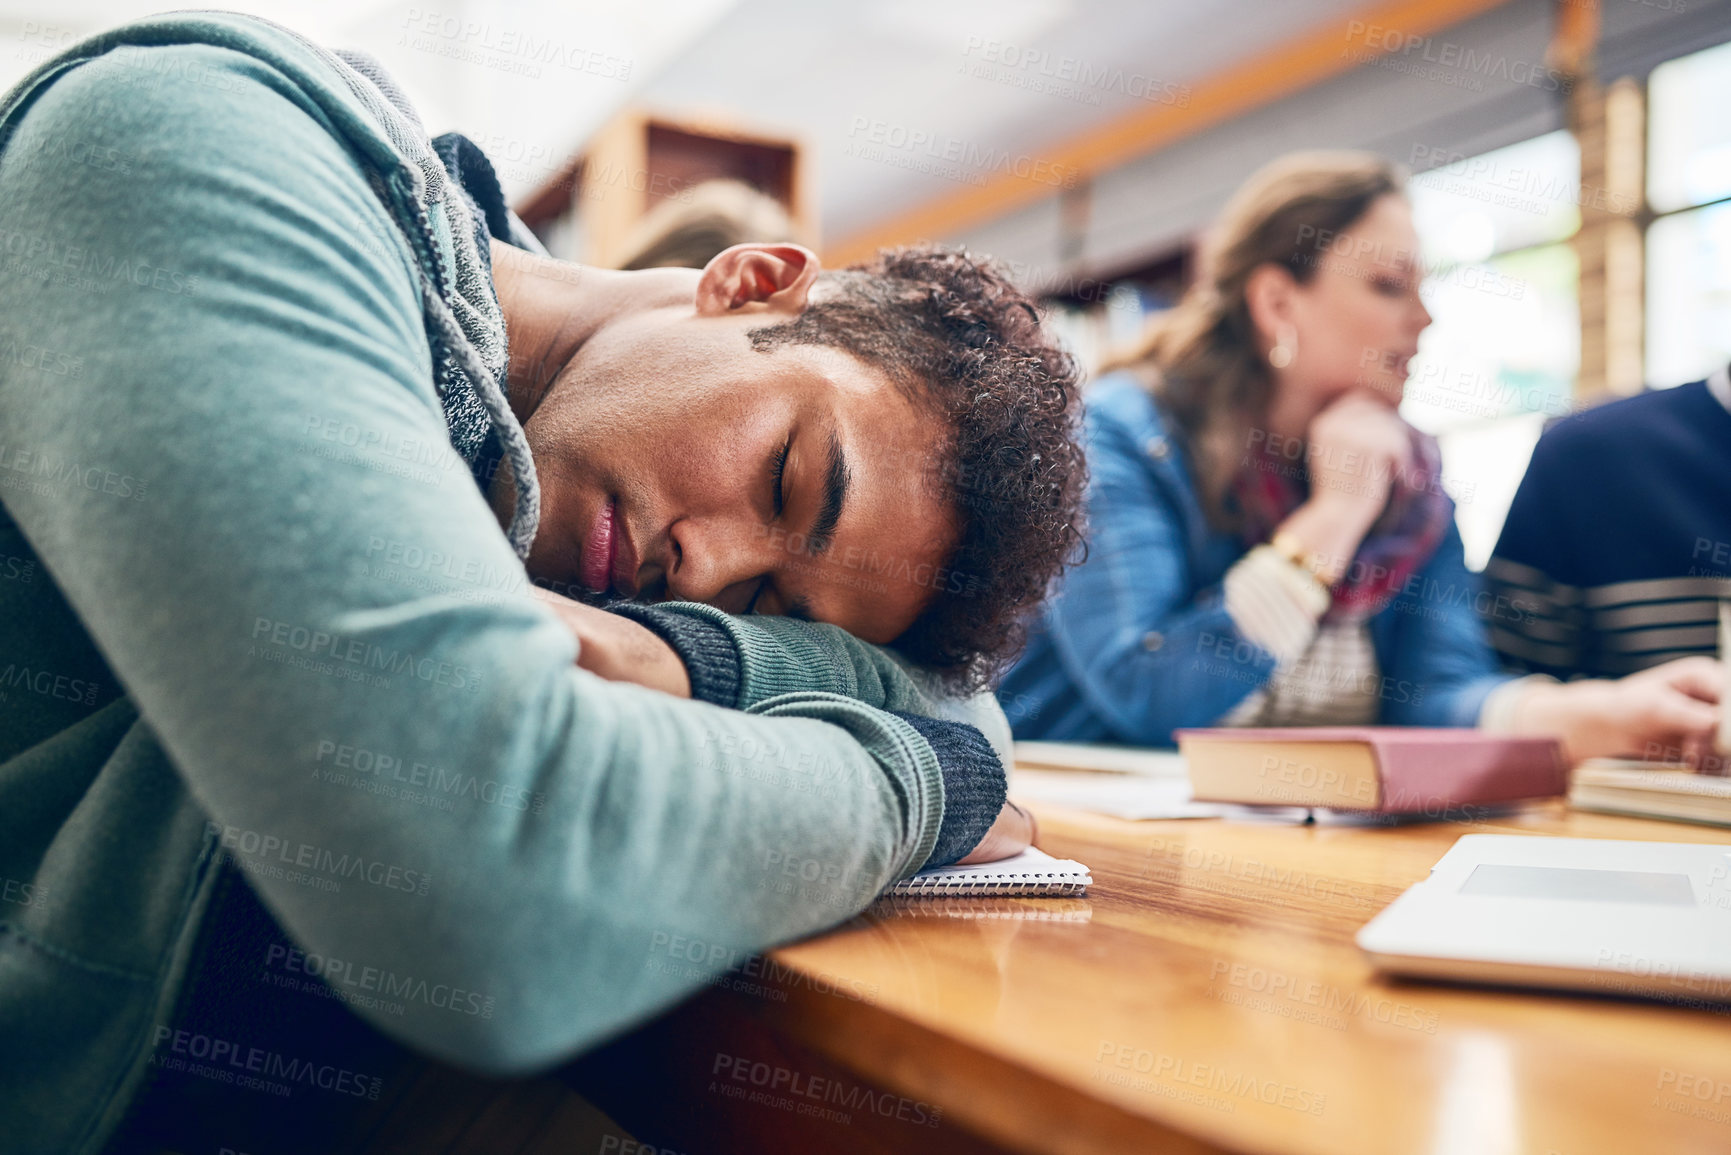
1011, 769, 1230, 820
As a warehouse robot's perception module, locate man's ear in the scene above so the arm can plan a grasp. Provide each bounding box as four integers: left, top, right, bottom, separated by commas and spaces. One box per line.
694, 243, 821, 317
1243, 262, 1299, 342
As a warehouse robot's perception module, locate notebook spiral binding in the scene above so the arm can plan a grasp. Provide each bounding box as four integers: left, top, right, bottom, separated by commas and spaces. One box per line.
874, 897, 1093, 920
888, 873, 1091, 898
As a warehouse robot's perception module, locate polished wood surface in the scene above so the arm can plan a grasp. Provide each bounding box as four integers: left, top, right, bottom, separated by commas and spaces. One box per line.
737, 770, 1731, 1155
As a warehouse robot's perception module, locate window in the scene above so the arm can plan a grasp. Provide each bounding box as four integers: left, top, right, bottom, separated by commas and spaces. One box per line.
1404, 131, 1582, 569
1645, 38, 1731, 386
1647, 39, 1731, 214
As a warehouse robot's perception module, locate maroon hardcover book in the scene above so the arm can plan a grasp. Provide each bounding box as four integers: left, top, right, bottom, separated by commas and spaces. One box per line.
1174, 727, 1568, 814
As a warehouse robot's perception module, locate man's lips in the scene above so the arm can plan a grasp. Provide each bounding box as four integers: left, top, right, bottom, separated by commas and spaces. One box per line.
580, 499, 616, 594
578, 498, 642, 596
610, 511, 640, 596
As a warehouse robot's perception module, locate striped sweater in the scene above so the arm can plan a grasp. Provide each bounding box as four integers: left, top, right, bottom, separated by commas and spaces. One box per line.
1484, 368, 1731, 678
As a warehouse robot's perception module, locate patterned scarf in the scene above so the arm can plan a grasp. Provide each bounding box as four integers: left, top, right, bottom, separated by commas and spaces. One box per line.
1229, 421, 1453, 621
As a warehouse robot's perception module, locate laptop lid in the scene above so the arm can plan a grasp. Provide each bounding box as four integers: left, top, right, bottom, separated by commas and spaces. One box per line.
1357, 834, 1731, 1004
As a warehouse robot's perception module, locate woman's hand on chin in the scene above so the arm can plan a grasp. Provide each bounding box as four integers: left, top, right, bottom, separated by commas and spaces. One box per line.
954, 801, 1038, 865
531, 588, 692, 698
1304, 389, 1413, 518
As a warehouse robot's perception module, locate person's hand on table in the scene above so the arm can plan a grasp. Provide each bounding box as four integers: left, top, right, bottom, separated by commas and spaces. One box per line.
1512, 656, 1723, 767
531, 588, 691, 698
955, 801, 1038, 865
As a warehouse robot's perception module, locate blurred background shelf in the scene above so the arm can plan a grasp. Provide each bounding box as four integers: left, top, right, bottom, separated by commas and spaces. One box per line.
515, 108, 815, 269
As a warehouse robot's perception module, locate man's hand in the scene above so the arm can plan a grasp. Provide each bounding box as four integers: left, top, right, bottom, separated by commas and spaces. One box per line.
532, 588, 691, 698
1514, 657, 1723, 766
955, 801, 1038, 865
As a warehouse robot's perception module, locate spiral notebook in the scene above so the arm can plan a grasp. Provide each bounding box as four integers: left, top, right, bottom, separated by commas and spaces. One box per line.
874, 896, 1094, 921
887, 847, 1092, 898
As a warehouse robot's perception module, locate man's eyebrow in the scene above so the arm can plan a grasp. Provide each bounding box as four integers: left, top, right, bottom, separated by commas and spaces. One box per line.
808, 430, 850, 555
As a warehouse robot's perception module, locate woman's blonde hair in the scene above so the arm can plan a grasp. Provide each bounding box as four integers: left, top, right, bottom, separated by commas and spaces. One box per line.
1104, 151, 1406, 523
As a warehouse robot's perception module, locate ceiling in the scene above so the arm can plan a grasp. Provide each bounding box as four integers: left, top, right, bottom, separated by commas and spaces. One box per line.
635, 0, 1378, 243
0, 0, 738, 208
0, 0, 1381, 242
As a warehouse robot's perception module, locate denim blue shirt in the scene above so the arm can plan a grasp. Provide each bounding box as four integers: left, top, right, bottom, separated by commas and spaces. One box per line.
1000, 374, 1513, 745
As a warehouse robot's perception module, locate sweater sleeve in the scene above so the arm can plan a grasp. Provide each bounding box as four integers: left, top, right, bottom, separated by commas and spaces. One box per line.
606, 602, 1015, 757
613, 602, 958, 710
1482, 429, 1587, 677
605, 603, 743, 709
608, 603, 1011, 863
0, 46, 949, 1076
1222, 545, 1331, 665
885, 713, 1004, 867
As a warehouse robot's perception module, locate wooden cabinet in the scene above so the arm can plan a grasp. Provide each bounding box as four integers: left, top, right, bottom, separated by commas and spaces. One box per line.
515, 110, 813, 269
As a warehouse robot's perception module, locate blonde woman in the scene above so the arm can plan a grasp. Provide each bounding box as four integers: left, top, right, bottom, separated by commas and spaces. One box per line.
1002, 152, 1721, 763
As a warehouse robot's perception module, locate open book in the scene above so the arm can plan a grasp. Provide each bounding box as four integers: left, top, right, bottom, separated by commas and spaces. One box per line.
887, 847, 1092, 898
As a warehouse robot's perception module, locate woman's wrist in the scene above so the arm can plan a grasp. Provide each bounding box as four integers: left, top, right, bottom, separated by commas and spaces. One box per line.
1224, 547, 1329, 663
1268, 529, 1333, 594
1273, 494, 1381, 586
1302, 488, 1387, 537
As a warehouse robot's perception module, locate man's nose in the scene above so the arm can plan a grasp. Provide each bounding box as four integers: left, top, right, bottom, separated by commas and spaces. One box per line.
665, 515, 776, 608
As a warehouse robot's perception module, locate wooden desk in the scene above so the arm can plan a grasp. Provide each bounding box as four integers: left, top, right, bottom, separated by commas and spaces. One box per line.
586, 771, 1731, 1155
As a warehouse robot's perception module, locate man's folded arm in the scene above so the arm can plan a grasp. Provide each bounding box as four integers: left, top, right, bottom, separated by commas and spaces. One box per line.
610, 601, 1016, 759
0, 46, 959, 1075
609, 602, 1017, 861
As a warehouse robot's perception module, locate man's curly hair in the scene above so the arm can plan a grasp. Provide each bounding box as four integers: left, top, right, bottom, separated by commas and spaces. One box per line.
748, 244, 1086, 693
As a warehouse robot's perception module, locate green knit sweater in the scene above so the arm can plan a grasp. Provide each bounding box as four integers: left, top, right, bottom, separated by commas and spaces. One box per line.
0, 15, 1005, 1154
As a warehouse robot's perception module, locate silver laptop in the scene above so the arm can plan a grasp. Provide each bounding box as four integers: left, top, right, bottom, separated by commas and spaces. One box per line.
1358, 834, 1731, 1005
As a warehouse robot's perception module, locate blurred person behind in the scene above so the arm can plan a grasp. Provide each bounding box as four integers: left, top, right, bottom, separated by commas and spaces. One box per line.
1000, 151, 1720, 765
1483, 365, 1731, 751
615, 178, 797, 270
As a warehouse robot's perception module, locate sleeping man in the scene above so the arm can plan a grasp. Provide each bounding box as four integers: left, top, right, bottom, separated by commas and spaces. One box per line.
0, 14, 1084, 1153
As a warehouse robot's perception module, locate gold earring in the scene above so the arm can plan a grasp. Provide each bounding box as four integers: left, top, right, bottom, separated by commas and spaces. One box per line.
1268, 327, 1297, 370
